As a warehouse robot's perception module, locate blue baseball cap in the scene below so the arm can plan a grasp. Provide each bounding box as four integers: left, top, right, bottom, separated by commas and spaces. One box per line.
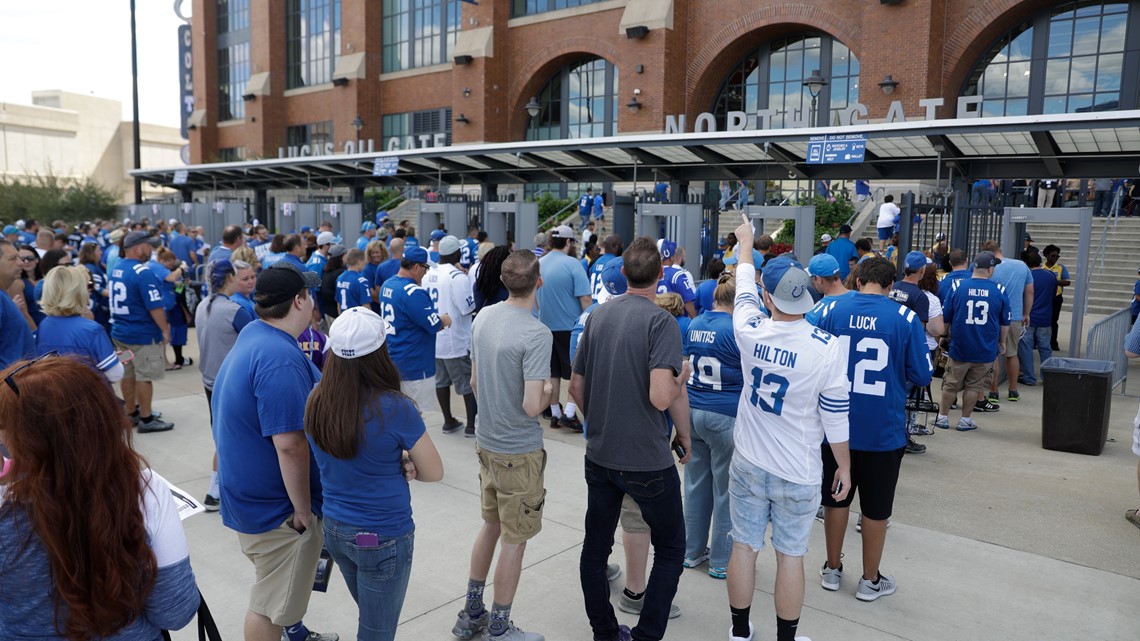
808, 254, 841, 278
301, 226, 312, 233
404, 246, 430, 264
760, 255, 815, 315
904, 250, 930, 271
376, 211, 390, 224
430, 229, 447, 241
361, 221, 377, 232
601, 258, 627, 295
659, 239, 677, 260
2, 225, 17, 236
723, 249, 764, 267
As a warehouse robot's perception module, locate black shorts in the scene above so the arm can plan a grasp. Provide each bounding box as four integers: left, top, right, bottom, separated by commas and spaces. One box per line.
819, 445, 905, 521
550, 330, 572, 380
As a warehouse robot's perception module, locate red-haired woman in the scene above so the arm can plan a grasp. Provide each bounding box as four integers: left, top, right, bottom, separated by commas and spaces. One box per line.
0, 355, 200, 639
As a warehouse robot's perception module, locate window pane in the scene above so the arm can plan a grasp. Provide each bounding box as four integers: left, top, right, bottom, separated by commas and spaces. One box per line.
1007, 61, 1031, 96
1072, 16, 1101, 55
1095, 53, 1122, 90
1044, 58, 1070, 94
1047, 19, 1073, 57
1100, 12, 1127, 52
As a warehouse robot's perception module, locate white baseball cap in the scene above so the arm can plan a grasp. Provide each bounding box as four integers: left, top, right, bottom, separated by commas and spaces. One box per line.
316, 231, 336, 246
328, 307, 389, 359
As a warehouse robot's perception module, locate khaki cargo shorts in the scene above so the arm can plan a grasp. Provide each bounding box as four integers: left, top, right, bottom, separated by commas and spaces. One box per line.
477, 447, 547, 544
941, 357, 993, 394
236, 518, 325, 626
113, 339, 165, 382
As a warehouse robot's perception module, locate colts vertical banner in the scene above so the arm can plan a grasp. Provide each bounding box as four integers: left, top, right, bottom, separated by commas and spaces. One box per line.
178, 24, 194, 140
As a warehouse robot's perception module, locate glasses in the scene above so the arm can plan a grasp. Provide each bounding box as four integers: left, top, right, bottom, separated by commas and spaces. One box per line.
4, 352, 59, 397
19, 256, 37, 263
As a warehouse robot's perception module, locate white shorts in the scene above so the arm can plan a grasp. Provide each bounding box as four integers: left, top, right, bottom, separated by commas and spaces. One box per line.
401, 377, 436, 416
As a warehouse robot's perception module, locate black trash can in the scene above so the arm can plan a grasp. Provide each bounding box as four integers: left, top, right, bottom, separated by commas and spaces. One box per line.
1040, 358, 1115, 455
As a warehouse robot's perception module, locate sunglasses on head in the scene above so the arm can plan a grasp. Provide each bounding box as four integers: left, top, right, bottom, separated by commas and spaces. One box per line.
4, 352, 59, 397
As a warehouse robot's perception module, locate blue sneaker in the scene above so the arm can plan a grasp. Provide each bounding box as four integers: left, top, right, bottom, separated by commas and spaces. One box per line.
956, 418, 979, 432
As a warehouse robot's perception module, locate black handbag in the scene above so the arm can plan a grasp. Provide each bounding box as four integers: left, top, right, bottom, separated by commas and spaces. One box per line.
162, 589, 222, 641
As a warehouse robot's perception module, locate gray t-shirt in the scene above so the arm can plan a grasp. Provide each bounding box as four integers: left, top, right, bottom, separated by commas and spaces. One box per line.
573, 294, 683, 472
471, 301, 553, 454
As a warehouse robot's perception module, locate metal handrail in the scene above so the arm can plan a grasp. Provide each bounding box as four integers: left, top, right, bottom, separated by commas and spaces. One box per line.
374, 187, 413, 213
846, 186, 886, 228
1084, 306, 1130, 393
540, 199, 581, 230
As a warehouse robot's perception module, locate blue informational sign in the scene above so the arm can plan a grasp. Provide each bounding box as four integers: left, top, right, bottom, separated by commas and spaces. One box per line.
373, 157, 399, 177
806, 134, 866, 164
178, 25, 194, 140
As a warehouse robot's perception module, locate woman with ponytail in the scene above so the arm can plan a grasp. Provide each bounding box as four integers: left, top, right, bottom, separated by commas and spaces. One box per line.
0, 355, 201, 639
193, 260, 255, 511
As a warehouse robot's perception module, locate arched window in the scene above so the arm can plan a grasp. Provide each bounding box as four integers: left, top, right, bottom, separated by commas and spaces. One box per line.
712, 34, 860, 129
526, 57, 619, 140
964, 1, 1138, 115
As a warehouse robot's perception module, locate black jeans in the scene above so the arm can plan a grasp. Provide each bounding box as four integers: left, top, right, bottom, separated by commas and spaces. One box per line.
580, 457, 685, 641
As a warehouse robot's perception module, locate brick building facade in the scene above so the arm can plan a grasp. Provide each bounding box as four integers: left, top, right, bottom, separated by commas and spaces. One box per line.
188, 0, 1140, 164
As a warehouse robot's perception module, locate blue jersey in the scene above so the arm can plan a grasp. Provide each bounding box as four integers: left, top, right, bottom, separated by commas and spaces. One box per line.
805, 290, 856, 327
938, 269, 971, 305
109, 259, 165, 344
336, 270, 372, 313
588, 253, 618, 302
82, 262, 110, 326
460, 238, 479, 269
147, 260, 177, 310
375, 258, 401, 289
657, 265, 696, 303
578, 193, 593, 216
944, 277, 1011, 363
379, 275, 441, 380
36, 315, 117, 374
817, 293, 933, 451
683, 311, 742, 417
694, 279, 716, 315
355, 236, 371, 251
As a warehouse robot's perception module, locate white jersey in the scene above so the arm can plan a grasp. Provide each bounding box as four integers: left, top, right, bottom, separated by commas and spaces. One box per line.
424, 262, 475, 359
877, 202, 901, 228
731, 263, 850, 486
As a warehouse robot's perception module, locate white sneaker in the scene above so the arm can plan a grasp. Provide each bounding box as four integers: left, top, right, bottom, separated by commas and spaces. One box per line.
729, 622, 753, 641
820, 561, 842, 591
856, 573, 897, 602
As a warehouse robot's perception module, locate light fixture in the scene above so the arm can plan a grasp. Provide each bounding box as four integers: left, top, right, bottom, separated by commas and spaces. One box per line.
454, 54, 474, 65
626, 25, 649, 39
525, 96, 541, 118
463, 87, 471, 97
626, 96, 642, 111
456, 113, 470, 124
242, 92, 256, 101
351, 115, 365, 135
878, 75, 899, 94
332, 77, 349, 87
803, 69, 828, 99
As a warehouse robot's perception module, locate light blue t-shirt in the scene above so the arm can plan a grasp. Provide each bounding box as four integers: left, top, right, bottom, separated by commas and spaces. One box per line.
537, 250, 591, 331
825, 237, 858, 279
109, 259, 166, 345
213, 320, 323, 535
991, 258, 1032, 320
36, 315, 117, 373
379, 275, 441, 380
308, 393, 426, 535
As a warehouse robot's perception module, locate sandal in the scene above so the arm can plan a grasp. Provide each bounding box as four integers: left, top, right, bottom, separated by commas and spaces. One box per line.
165, 363, 182, 371
1126, 509, 1140, 530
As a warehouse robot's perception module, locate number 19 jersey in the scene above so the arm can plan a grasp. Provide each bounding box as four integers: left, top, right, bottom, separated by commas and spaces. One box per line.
817, 293, 933, 452
683, 310, 742, 418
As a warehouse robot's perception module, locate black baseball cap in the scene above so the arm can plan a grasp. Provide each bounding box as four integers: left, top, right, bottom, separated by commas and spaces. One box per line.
974, 251, 1002, 269
839, 224, 853, 234
255, 262, 320, 307
123, 231, 160, 250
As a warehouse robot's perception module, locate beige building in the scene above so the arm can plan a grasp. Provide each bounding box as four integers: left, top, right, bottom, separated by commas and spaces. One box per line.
0, 90, 184, 203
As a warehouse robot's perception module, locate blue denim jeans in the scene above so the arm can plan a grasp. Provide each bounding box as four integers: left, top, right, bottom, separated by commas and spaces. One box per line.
1017, 325, 1053, 385
683, 408, 735, 568
581, 457, 685, 641
322, 517, 415, 641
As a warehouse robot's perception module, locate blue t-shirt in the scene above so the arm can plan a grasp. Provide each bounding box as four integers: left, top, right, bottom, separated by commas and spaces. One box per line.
35, 315, 117, 373
817, 293, 933, 451
825, 237, 858, 279
22, 279, 44, 326
537, 251, 591, 331
943, 278, 1012, 363
375, 258, 401, 289
578, 193, 593, 217
593, 194, 605, 218
683, 311, 742, 417
170, 234, 197, 265
1031, 269, 1059, 327
1133, 280, 1140, 317
889, 281, 931, 322
109, 259, 166, 344
232, 291, 255, 316
336, 269, 372, 312
991, 258, 1032, 320
694, 279, 717, 315
209, 246, 233, 265
355, 235, 371, 251
82, 262, 110, 326
0, 291, 35, 369
379, 275, 441, 380
657, 265, 696, 304
212, 320, 323, 534
805, 290, 856, 326
308, 393, 426, 534
938, 269, 971, 305
588, 253, 618, 302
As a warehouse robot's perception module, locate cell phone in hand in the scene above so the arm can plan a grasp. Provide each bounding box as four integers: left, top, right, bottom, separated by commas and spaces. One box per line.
672, 442, 686, 460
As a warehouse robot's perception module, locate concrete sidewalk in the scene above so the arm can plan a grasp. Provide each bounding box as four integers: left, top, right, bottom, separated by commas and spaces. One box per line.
147, 332, 1140, 641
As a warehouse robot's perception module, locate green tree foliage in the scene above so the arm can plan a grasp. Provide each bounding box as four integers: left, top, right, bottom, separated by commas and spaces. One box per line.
534, 193, 572, 230
0, 174, 119, 224
364, 187, 405, 213
775, 195, 856, 246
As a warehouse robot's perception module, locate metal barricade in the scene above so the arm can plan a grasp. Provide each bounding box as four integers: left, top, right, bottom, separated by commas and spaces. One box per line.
1084, 307, 1131, 393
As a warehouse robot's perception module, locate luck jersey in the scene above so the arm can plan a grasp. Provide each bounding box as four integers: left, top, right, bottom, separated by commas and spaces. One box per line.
732, 263, 851, 486
817, 293, 934, 452
109, 258, 165, 344
683, 311, 742, 418
460, 238, 479, 269
943, 277, 1011, 363
657, 265, 696, 303
423, 263, 475, 359
379, 275, 441, 380
588, 253, 619, 302
335, 270, 372, 313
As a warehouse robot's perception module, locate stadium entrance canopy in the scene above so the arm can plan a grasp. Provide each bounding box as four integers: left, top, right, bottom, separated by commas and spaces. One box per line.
135, 111, 1140, 194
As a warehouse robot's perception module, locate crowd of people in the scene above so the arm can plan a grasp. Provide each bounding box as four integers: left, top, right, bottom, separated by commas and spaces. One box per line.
0, 205, 1116, 641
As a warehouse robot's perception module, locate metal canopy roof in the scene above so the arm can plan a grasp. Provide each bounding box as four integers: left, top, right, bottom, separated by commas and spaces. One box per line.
135, 111, 1140, 193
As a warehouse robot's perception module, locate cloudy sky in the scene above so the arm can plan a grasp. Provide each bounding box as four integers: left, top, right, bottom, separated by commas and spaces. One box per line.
0, 0, 185, 127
